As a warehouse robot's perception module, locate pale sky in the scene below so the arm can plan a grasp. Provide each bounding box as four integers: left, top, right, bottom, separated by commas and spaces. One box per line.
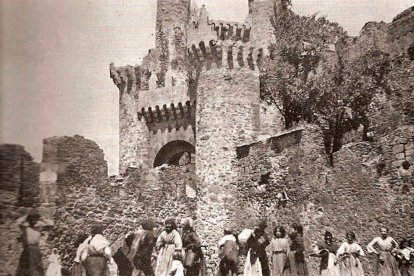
1, 0, 412, 175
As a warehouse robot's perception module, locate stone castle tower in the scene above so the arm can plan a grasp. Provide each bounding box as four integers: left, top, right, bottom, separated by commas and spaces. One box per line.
110, 0, 286, 259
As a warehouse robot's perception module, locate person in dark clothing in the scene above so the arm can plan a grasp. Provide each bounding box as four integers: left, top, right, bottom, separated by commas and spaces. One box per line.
245, 221, 270, 276
217, 228, 239, 276
16, 210, 48, 276
286, 223, 309, 276
312, 231, 339, 276
180, 218, 204, 276
127, 219, 156, 276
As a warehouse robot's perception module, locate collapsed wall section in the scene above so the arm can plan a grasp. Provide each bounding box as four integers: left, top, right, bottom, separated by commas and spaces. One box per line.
37, 135, 196, 271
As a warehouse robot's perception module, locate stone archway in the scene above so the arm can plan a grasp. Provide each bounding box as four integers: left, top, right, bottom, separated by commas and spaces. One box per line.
153, 140, 195, 167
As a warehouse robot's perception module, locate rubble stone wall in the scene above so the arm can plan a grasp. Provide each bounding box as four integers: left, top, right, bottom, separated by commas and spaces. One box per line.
195, 67, 261, 273
0, 145, 40, 276
36, 136, 196, 272
232, 125, 414, 276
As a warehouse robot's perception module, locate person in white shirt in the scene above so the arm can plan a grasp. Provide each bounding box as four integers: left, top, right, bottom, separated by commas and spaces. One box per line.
169, 251, 185, 276
366, 227, 400, 276
83, 223, 112, 276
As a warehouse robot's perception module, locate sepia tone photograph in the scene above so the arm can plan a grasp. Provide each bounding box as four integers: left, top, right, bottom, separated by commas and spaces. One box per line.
1, 0, 413, 275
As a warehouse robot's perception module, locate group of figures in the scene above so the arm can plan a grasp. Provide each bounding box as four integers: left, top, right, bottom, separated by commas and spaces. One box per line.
69, 217, 204, 276
229, 223, 414, 276
14, 209, 414, 276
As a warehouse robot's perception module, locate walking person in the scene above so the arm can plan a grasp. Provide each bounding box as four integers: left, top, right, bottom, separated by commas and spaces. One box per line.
83, 223, 112, 276
155, 218, 183, 276
269, 226, 289, 276
285, 223, 309, 276
367, 227, 401, 276
15, 209, 52, 276
336, 231, 365, 276
180, 218, 204, 276
312, 231, 339, 276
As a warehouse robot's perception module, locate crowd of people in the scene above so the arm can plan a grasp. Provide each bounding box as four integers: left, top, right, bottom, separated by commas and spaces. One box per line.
15, 210, 414, 276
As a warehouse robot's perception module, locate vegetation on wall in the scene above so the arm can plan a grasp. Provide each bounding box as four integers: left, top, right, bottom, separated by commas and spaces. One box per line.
260, 1, 401, 164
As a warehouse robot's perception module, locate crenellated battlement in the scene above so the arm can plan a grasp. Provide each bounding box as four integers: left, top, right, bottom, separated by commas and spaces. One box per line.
137, 100, 196, 134
208, 21, 251, 43
138, 100, 195, 123
110, 63, 142, 94
187, 40, 264, 71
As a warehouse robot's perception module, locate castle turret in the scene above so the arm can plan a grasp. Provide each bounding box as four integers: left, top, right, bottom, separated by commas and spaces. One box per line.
155, 0, 191, 78
189, 37, 262, 271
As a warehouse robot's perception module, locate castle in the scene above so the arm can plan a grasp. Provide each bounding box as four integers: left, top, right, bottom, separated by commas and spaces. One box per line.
1, 1, 413, 275
109, 0, 292, 268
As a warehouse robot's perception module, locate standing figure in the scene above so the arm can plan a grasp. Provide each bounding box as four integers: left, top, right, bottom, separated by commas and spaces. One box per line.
217, 228, 239, 276
367, 227, 401, 276
180, 218, 204, 276
269, 226, 289, 276
71, 233, 91, 276
312, 231, 339, 276
396, 239, 414, 276
244, 228, 264, 276
127, 219, 156, 276
336, 231, 365, 276
286, 223, 309, 276
244, 221, 270, 276
169, 252, 185, 276
46, 248, 62, 276
83, 223, 112, 276
155, 218, 183, 276
247, 221, 270, 276
16, 209, 51, 276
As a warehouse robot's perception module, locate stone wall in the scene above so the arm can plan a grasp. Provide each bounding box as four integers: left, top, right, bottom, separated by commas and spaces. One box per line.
0, 145, 40, 276
195, 67, 261, 273
35, 135, 196, 272
231, 125, 414, 276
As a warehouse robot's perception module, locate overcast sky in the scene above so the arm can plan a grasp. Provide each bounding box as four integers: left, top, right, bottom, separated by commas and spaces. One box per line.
1, 0, 412, 175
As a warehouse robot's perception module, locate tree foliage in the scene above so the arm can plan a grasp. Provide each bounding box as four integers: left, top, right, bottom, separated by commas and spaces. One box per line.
261, 3, 392, 164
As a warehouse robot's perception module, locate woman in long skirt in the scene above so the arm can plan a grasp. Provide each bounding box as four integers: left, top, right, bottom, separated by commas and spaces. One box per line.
312, 231, 339, 276
15, 210, 47, 276
269, 226, 289, 276
286, 223, 309, 276
367, 227, 401, 276
244, 226, 268, 276
336, 231, 365, 276
46, 248, 62, 276
154, 218, 183, 276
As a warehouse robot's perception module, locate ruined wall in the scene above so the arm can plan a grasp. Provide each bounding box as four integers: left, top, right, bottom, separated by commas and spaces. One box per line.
233, 125, 414, 276
0, 144, 40, 208
0, 145, 40, 276
37, 136, 196, 272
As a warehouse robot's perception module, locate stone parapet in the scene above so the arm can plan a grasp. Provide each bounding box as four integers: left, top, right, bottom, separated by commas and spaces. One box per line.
188, 40, 265, 71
